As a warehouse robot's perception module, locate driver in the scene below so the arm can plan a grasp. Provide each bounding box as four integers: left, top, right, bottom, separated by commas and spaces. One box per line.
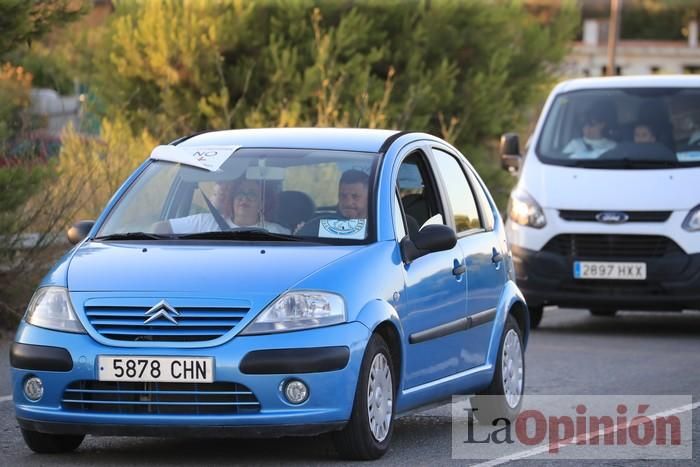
165, 179, 289, 234
295, 169, 369, 238
336, 169, 369, 219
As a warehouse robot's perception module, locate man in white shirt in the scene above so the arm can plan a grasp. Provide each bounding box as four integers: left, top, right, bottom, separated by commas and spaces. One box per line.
295, 169, 369, 240
563, 108, 616, 159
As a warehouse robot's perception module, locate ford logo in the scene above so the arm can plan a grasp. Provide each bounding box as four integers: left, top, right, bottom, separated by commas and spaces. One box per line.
595, 211, 629, 224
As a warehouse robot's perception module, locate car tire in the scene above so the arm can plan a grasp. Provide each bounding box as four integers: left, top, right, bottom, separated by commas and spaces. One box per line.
529, 306, 543, 329
471, 315, 525, 423
333, 334, 395, 460
21, 428, 84, 454
589, 308, 617, 317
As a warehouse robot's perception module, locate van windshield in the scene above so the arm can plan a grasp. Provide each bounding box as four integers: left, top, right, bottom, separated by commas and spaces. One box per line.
536, 88, 700, 169
96, 148, 377, 244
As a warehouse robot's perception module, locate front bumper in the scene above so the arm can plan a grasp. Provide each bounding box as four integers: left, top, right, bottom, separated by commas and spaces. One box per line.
512, 245, 700, 310
17, 418, 345, 438
11, 321, 370, 436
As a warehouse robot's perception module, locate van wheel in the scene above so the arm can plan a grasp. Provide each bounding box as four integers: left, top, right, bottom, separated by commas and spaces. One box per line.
21, 428, 84, 454
471, 315, 525, 423
529, 306, 543, 329
333, 334, 394, 460
590, 308, 617, 317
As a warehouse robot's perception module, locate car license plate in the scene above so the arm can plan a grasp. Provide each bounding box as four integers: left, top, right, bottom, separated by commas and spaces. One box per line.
98, 356, 214, 383
573, 261, 646, 280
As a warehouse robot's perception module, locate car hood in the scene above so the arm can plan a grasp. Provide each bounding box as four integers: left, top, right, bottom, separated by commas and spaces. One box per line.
67, 241, 358, 294
523, 162, 700, 210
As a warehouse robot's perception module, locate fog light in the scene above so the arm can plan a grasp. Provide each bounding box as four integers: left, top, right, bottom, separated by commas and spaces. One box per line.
24, 376, 43, 401
283, 379, 309, 404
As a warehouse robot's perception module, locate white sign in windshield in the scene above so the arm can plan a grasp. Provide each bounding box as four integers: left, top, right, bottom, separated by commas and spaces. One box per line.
149, 145, 241, 172
318, 218, 367, 239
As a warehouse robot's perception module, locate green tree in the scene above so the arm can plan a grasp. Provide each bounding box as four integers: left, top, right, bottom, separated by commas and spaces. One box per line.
0, 0, 86, 56
0, 0, 579, 326
86, 1, 576, 184
0, 0, 87, 324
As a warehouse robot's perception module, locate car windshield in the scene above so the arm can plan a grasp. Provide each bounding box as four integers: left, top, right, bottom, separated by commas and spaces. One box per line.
96, 148, 378, 244
536, 87, 700, 169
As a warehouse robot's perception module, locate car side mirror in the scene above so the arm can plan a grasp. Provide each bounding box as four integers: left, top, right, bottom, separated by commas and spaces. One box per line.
400, 224, 457, 263
67, 220, 95, 244
500, 133, 521, 173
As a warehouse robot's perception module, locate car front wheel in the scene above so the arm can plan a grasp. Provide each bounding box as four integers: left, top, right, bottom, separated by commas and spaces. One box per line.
333, 334, 395, 460
21, 428, 84, 454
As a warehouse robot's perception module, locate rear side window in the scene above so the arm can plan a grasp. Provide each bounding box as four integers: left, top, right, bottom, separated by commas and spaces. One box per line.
431, 149, 482, 233
465, 167, 495, 231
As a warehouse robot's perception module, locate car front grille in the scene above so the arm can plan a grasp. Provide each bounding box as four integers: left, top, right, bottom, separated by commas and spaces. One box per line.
84, 305, 249, 342
62, 381, 261, 415
558, 210, 671, 222
542, 234, 684, 258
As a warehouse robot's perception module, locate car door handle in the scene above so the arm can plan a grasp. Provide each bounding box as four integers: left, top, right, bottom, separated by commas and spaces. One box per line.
491, 248, 503, 264
452, 264, 466, 276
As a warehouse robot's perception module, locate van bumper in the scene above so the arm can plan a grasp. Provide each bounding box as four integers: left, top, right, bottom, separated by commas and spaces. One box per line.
511, 245, 700, 310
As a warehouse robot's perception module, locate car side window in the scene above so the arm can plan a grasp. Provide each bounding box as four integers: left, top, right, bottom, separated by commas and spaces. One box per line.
396, 151, 444, 237
431, 148, 483, 233
393, 191, 407, 240
465, 167, 495, 231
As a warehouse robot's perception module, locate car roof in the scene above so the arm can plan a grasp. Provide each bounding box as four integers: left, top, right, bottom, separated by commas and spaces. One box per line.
176, 128, 401, 153
554, 75, 700, 94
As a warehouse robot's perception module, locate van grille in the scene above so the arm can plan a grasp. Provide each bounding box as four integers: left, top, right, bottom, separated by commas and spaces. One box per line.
558, 210, 671, 222
542, 234, 683, 258
62, 381, 260, 415
84, 305, 249, 342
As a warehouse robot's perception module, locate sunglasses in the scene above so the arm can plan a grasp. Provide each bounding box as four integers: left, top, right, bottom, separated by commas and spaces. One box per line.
233, 190, 259, 200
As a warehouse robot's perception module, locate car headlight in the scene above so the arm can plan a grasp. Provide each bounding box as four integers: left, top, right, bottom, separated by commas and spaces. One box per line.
240, 291, 345, 335
682, 204, 700, 232
508, 188, 546, 229
24, 287, 86, 333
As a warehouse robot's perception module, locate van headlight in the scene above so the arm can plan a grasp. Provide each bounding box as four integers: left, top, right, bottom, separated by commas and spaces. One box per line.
682, 204, 700, 232
24, 287, 86, 333
240, 291, 345, 335
508, 188, 546, 229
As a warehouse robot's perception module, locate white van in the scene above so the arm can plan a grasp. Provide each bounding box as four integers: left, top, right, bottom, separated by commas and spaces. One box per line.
501, 75, 700, 328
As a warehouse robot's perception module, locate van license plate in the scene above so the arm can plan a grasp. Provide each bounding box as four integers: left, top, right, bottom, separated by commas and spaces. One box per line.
98, 356, 214, 383
573, 261, 646, 280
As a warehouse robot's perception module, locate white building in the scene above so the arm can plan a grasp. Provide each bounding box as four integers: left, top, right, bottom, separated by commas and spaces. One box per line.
564, 18, 700, 77
30, 88, 82, 136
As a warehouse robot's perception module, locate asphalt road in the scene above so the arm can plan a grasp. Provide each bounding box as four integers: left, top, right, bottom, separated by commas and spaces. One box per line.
1, 307, 698, 466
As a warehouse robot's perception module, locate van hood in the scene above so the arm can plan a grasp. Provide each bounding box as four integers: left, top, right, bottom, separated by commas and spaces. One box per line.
67, 241, 358, 294
523, 163, 700, 210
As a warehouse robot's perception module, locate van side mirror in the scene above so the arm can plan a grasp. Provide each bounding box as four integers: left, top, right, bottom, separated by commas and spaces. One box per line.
500, 133, 522, 173
67, 220, 95, 244
400, 224, 457, 263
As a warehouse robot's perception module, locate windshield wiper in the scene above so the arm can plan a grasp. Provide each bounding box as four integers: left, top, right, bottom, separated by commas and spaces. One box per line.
570, 158, 681, 169
94, 232, 175, 241
599, 158, 679, 168
176, 229, 306, 242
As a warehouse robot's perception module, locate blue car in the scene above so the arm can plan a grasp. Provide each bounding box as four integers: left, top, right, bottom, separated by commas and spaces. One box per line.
11, 128, 529, 459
